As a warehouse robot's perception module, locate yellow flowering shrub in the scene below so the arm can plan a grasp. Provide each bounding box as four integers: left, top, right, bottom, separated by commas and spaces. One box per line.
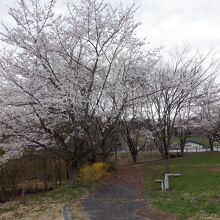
79, 162, 106, 183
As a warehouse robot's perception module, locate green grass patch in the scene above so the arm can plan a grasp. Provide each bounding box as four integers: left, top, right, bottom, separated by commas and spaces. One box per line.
29, 182, 95, 203
145, 152, 220, 220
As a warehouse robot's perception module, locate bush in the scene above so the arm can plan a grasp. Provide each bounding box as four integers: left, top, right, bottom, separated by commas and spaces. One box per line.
79, 162, 106, 183
79, 161, 118, 183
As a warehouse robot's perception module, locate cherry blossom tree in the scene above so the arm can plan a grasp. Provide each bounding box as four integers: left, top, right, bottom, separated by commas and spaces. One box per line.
142, 49, 217, 172
197, 78, 220, 151
0, 0, 158, 182
175, 93, 196, 155
120, 97, 152, 163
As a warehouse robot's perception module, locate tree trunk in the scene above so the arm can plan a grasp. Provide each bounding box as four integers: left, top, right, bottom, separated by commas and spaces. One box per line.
178, 128, 188, 156
132, 153, 138, 164
208, 133, 214, 152
71, 160, 79, 186
163, 150, 169, 174
0, 188, 7, 203
53, 159, 58, 189
89, 152, 97, 164
128, 142, 138, 164
72, 168, 79, 186
180, 143, 185, 156
65, 161, 69, 180
43, 159, 48, 192
163, 157, 169, 174
114, 146, 118, 161
58, 157, 62, 186
210, 142, 214, 152
21, 182, 26, 204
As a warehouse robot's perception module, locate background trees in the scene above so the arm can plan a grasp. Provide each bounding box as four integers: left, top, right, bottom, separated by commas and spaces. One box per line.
197, 78, 220, 151
0, 0, 218, 194
141, 49, 217, 171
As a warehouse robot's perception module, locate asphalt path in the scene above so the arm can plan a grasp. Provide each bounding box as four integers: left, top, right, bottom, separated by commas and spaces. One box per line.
83, 166, 152, 220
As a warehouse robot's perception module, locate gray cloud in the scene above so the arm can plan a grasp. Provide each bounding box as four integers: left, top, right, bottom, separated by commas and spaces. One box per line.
0, 0, 220, 78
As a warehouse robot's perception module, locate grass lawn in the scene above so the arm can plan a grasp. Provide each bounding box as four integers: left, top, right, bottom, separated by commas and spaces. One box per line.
144, 152, 220, 220
0, 182, 95, 220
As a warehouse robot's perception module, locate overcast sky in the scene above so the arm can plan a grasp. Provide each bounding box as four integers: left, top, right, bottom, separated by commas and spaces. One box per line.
0, 0, 220, 61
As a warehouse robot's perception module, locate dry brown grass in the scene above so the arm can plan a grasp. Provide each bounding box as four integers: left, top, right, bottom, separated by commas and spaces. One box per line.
0, 183, 93, 220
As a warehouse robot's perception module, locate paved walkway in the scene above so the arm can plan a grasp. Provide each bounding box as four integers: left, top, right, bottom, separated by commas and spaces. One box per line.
83, 166, 152, 220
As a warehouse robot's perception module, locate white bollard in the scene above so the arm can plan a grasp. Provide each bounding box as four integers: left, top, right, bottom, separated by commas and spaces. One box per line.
163, 174, 169, 190
163, 173, 181, 191
155, 173, 181, 191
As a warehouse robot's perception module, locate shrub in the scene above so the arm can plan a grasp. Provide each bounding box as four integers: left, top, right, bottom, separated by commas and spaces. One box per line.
79, 162, 106, 183
79, 161, 118, 183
